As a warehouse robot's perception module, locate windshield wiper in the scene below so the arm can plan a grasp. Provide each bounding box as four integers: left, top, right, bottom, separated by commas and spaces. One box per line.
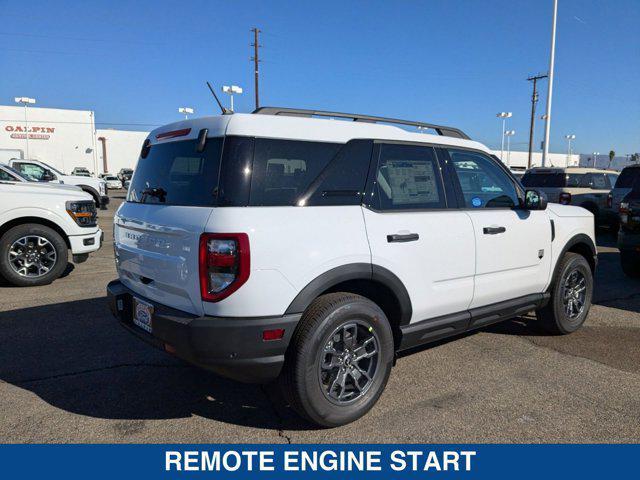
140, 187, 167, 203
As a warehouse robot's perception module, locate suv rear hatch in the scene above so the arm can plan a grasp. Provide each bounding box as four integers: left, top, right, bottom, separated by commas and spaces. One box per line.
521, 170, 566, 202
611, 166, 640, 211
114, 135, 224, 316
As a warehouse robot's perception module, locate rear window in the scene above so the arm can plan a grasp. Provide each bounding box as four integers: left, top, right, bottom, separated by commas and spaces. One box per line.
521, 172, 566, 188
249, 138, 342, 206
127, 138, 223, 206
615, 167, 640, 188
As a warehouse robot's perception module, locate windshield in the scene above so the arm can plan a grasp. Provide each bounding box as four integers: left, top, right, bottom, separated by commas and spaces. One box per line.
127, 138, 223, 206
521, 172, 566, 188
1, 164, 29, 181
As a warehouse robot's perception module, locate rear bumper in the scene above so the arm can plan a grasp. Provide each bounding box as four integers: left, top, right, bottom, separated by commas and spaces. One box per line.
107, 280, 300, 383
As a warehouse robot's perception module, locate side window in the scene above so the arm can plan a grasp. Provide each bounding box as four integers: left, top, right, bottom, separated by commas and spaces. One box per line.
448, 149, 519, 209
374, 144, 445, 210
250, 139, 342, 206
605, 173, 618, 189
591, 173, 607, 190
14, 163, 47, 181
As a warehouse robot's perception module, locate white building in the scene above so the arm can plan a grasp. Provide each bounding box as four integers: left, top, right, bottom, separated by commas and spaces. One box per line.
490, 149, 580, 169
96, 129, 149, 175
0, 104, 148, 175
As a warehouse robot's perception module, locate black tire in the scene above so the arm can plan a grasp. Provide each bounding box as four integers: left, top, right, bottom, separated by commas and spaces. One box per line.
620, 251, 640, 278
0, 224, 68, 287
280, 292, 394, 427
536, 252, 593, 334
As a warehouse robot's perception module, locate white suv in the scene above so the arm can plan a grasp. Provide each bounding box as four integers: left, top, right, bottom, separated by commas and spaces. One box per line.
0, 171, 103, 286
108, 108, 596, 426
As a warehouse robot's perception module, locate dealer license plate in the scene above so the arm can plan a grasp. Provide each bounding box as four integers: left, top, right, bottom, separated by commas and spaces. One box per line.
133, 297, 154, 333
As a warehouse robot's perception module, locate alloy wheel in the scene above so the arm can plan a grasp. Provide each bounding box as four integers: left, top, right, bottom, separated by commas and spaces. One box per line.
318, 321, 380, 405
8, 235, 57, 278
561, 269, 587, 319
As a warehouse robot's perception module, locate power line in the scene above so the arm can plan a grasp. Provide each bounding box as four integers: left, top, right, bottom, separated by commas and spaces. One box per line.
250, 27, 261, 110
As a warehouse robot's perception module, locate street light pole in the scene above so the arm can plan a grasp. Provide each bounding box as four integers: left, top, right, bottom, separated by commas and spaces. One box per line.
14, 97, 36, 159
542, 0, 558, 167
496, 112, 512, 161
505, 130, 515, 166
222, 85, 243, 112
178, 107, 194, 119
565, 134, 575, 165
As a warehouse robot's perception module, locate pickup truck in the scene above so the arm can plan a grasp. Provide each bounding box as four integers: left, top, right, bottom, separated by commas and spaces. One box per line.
8, 159, 109, 209
0, 175, 103, 286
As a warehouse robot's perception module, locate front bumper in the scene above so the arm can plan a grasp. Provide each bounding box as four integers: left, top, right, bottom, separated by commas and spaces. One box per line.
68, 228, 103, 255
107, 280, 300, 383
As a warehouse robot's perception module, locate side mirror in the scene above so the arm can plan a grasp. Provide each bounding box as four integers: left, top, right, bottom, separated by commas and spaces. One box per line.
524, 189, 547, 210
42, 171, 54, 182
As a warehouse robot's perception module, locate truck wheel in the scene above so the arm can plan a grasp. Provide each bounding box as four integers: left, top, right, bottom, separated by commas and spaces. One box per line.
0, 224, 68, 287
280, 292, 394, 427
536, 252, 593, 334
620, 251, 640, 278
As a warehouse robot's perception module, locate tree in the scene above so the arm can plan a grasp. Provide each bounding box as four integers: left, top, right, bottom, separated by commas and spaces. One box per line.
608, 150, 615, 169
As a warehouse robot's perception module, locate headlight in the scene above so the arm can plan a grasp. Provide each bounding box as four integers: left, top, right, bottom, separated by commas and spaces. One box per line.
66, 200, 97, 227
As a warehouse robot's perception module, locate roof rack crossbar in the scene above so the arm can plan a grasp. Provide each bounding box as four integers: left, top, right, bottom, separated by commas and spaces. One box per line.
252, 107, 470, 140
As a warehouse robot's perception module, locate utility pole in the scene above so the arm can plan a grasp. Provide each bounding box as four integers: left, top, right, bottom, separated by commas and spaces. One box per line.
250, 27, 261, 110
542, 0, 558, 167
526, 74, 547, 169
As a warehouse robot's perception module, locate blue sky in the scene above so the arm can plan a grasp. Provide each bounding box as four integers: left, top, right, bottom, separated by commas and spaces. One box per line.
1, 0, 638, 154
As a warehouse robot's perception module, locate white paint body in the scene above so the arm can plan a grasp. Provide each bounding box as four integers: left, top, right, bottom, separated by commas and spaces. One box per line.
0, 181, 103, 255
113, 113, 595, 322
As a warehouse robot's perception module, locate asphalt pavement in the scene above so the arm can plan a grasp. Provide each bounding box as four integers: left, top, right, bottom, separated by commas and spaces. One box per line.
1, 195, 638, 443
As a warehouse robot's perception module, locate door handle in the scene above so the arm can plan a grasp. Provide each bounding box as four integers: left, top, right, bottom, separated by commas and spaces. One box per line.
483, 226, 506, 235
387, 233, 419, 243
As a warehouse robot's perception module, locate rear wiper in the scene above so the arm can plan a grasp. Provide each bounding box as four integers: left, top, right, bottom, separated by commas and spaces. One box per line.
140, 187, 167, 203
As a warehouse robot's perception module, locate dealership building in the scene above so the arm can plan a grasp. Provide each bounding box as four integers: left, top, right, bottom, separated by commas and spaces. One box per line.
0, 105, 147, 175
0, 104, 635, 176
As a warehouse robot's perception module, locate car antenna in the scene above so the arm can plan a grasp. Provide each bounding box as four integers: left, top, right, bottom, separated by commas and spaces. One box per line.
206, 81, 232, 114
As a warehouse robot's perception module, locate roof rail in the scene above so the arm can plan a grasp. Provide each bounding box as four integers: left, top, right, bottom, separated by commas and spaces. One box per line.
252, 107, 470, 140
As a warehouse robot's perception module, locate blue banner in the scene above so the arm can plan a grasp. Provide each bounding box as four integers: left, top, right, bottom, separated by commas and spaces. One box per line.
0, 444, 637, 479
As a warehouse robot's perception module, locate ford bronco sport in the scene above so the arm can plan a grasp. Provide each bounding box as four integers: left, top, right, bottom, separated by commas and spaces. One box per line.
108, 108, 596, 426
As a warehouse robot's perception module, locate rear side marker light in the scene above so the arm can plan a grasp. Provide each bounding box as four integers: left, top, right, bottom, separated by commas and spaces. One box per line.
199, 233, 250, 302
156, 128, 191, 140
607, 193, 613, 208
164, 343, 176, 354
263, 329, 285, 341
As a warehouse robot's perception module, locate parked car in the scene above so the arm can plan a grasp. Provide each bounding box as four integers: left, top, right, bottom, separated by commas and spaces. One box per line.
117, 168, 134, 184
606, 164, 640, 232
108, 107, 596, 427
618, 180, 640, 278
0, 178, 103, 286
104, 175, 123, 190
521, 167, 619, 228
8, 159, 109, 209
71, 167, 92, 177
123, 179, 131, 190
509, 166, 527, 180
0, 163, 83, 193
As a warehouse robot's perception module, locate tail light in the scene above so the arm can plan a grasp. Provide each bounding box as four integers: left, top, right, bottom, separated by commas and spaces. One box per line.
559, 192, 572, 205
607, 193, 612, 208
620, 202, 629, 225
199, 233, 250, 302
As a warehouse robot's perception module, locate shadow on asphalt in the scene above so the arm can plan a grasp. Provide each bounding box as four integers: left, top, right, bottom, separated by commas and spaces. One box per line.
0, 297, 313, 431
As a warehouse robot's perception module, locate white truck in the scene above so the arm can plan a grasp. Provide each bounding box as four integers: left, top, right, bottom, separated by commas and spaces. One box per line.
8, 159, 109, 209
0, 170, 103, 286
